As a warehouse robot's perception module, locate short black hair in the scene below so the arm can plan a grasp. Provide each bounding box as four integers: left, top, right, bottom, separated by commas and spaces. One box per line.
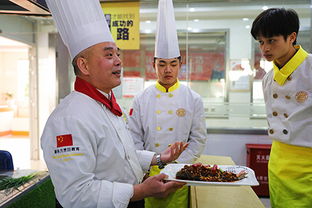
72, 56, 80, 75
154, 56, 182, 63
251, 8, 299, 45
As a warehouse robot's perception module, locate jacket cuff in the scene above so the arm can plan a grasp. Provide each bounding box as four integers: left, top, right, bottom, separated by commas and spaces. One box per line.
112, 182, 133, 208
136, 150, 155, 172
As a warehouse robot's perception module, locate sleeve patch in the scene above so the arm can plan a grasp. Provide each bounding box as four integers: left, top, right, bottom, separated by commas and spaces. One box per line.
56, 134, 73, 147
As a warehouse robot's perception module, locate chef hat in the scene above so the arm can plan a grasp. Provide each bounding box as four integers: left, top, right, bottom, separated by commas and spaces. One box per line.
46, 0, 114, 59
154, 0, 180, 59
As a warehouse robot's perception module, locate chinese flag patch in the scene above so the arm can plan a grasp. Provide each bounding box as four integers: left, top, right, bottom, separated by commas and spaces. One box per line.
56, 134, 73, 147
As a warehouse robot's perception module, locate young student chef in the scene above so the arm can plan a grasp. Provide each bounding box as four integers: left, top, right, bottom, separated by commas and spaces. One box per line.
251, 8, 312, 208
128, 0, 207, 207
41, 0, 188, 207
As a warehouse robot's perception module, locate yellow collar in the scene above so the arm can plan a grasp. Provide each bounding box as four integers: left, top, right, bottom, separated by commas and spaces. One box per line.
273, 45, 308, 85
155, 80, 180, 93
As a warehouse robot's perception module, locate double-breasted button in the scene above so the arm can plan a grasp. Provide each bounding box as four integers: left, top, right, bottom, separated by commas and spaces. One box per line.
284, 113, 288, 118
283, 129, 288, 134
156, 110, 161, 114
168, 110, 173, 114
156, 126, 161, 131
168, 128, 174, 131
273, 93, 278, 99
272, 112, 278, 116
285, 95, 291, 100
269, 129, 274, 134
155, 143, 160, 147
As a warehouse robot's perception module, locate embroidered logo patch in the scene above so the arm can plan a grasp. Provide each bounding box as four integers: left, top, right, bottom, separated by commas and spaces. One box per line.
295, 91, 308, 103
176, 108, 186, 117
56, 134, 73, 147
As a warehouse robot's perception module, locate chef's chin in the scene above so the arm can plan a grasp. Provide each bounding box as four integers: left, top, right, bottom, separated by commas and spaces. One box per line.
112, 80, 121, 88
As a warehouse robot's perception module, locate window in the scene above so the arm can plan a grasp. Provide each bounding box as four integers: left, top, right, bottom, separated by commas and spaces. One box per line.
113, 0, 312, 130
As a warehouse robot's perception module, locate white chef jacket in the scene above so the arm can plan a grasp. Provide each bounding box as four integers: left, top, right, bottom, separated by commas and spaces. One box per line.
128, 81, 207, 163
263, 54, 312, 148
41, 91, 155, 208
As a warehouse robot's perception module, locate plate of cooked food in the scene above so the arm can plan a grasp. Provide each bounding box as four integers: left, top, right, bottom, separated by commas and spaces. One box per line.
160, 163, 259, 186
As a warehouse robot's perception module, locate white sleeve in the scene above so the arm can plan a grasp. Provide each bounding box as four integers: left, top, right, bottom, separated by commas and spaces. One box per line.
136, 150, 155, 172
128, 97, 145, 150
41, 116, 133, 208
262, 70, 271, 102
176, 96, 207, 163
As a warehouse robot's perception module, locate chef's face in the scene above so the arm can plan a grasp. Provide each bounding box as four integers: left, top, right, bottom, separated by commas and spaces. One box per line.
153, 57, 181, 89
256, 33, 296, 67
77, 42, 122, 93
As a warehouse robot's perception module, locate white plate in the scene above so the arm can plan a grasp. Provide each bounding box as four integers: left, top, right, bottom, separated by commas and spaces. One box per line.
160, 164, 259, 186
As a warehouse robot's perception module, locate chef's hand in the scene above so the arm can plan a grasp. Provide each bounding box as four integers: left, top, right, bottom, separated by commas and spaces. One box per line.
131, 173, 186, 201
160, 142, 188, 163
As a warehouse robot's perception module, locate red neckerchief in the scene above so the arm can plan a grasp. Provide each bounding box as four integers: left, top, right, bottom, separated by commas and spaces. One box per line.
74, 77, 122, 117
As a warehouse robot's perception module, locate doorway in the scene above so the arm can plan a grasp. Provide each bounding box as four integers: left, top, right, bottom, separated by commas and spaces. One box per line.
0, 35, 31, 169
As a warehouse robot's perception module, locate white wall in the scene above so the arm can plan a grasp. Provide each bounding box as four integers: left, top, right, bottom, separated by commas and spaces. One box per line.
204, 133, 271, 166
0, 51, 28, 98
0, 50, 29, 133
0, 111, 13, 132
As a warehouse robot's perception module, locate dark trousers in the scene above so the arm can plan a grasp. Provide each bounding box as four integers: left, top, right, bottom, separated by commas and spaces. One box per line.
56, 198, 63, 208
56, 198, 144, 208
128, 200, 144, 208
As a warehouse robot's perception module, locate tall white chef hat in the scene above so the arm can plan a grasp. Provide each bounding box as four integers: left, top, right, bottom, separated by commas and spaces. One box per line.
46, 0, 114, 60
154, 0, 180, 59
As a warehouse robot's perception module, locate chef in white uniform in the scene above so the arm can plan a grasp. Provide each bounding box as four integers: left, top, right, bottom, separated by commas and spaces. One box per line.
128, 0, 207, 207
41, 0, 188, 208
251, 8, 312, 208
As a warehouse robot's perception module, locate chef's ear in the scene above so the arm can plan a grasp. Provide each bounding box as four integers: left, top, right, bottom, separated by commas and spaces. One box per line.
178, 56, 183, 65
288, 32, 297, 45
77, 56, 90, 75
153, 57, 157, 70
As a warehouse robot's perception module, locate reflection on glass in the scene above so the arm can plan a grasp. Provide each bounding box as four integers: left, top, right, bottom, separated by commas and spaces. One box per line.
119, 31, 227, 112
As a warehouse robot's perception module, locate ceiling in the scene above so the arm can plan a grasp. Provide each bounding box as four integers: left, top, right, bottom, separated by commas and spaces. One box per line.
0, 0, 310, 17
140, 0, 311, 21
0, 0, 49, 16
